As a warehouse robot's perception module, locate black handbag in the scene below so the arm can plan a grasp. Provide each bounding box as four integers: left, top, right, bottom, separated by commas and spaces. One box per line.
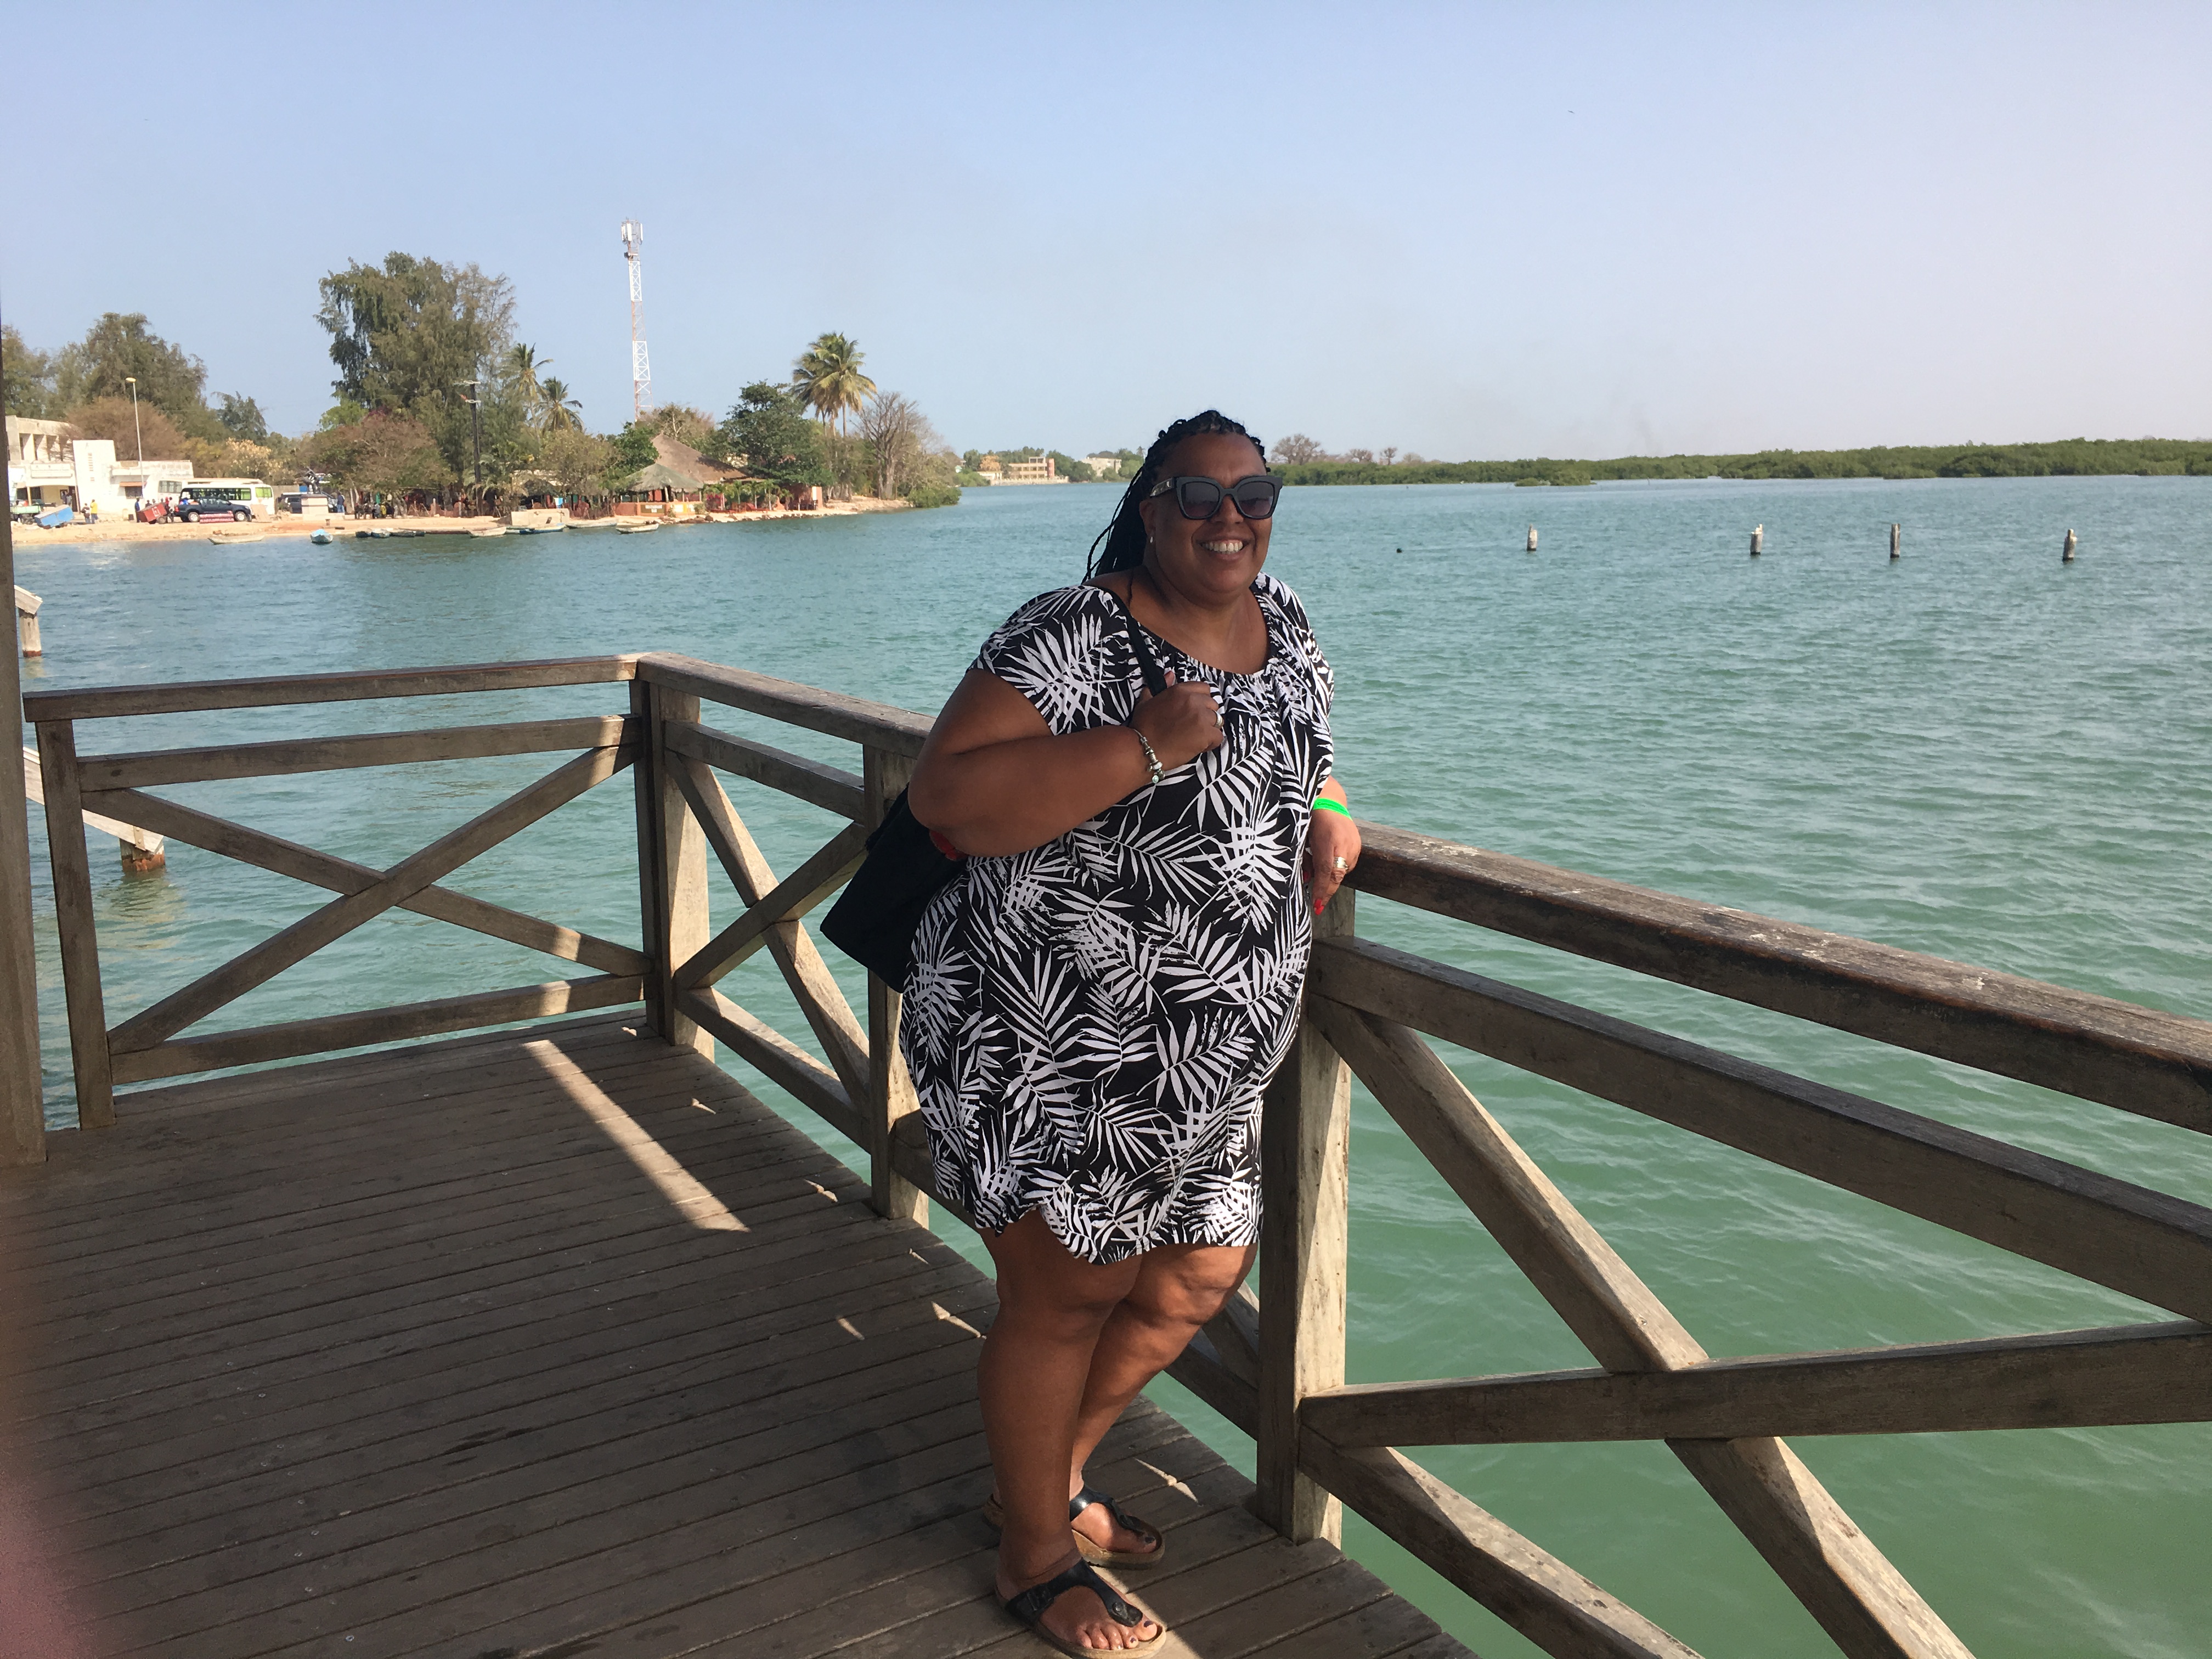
820, 788, 964, 991
821, 594, 1167, 990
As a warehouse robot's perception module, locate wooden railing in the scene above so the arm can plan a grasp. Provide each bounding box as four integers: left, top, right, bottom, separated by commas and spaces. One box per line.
25, 652, 2212, 1659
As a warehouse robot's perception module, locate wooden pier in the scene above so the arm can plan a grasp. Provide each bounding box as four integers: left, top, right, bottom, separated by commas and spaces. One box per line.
7, 648, 2210, 1659
3, 1013, 1466, 1659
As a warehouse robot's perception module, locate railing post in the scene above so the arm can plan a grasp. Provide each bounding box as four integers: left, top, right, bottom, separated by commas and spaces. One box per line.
1, 518, 44, 1163
862, 744, 927, 1224
33, 720, 114, 1131
1255, 885, 1354, 1543
635, 676, 710, 1057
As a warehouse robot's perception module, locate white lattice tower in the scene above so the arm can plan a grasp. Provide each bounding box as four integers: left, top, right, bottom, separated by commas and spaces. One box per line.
621, 219, 651, 420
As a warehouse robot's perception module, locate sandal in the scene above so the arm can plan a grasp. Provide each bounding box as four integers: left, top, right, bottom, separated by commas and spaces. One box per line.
1001, 1558, 1166, 1658
981, 1482, 1167, 1568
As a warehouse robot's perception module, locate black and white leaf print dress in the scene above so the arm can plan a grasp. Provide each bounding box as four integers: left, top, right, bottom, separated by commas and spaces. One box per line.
900, 574, 1335, 1264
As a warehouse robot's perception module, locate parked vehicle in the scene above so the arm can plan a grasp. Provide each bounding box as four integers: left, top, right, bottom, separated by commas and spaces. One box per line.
175, 495, 253, 523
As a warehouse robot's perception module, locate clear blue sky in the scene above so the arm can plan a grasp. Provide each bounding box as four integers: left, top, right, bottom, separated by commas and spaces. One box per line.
9, 2, 2206, 458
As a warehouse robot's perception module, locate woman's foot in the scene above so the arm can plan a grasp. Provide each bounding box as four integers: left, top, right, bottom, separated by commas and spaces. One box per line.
1070, 1490, 1162, 1562
983, 1481, 1165, 1565
997, 1551, 1163, 1655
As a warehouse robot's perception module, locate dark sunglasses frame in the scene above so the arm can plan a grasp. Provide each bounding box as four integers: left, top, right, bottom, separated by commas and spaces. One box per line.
1147, 473, 1283, 521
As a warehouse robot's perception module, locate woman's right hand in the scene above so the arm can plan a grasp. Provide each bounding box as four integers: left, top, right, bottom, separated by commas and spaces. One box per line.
1133, 670, 1226, 770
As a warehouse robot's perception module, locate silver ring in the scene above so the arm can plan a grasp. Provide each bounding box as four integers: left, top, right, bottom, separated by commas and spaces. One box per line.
1331, 856, 1348, 872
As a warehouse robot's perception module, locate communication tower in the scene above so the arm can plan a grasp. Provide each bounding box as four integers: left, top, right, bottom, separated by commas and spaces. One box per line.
620, 219, 651, 421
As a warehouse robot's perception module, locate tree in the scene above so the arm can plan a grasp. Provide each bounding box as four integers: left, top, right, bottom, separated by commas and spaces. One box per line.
316, 253, 516, 477
644, 404, 716, 449
3, 326, 55, 416
52, 313, 219, 437
61, 397, 189, 460
606, 422, 659, 489
789, 334, 876, 436
1272, 432, 1325, 465
503, 343, 546, 408
718, 382, 830, 495
301, 410, 452, 500
529, 426, 616, 498
217, 393, 268, 443
537, 377, 583, 432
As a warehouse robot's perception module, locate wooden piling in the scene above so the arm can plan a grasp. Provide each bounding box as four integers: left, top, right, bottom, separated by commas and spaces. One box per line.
1750, 524, 1764, 557
1889, 524, 1901, 560
2063, 528, 2078, 563
1526, 526, 1537, 552
15, 585, 40, 658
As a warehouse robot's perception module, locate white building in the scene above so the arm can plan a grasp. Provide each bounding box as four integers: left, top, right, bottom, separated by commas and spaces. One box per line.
1084, 454, 1124, 480
7, 416, 194, 517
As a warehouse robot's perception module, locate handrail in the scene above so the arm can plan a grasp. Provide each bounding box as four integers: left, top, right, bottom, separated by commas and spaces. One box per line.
25, 651, 2208, 1659
1355, 823, 2212, 1132
19, 653, 638, 722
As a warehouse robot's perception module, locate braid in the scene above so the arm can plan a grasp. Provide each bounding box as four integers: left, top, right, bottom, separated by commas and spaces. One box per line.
1085, 409, 1268, 577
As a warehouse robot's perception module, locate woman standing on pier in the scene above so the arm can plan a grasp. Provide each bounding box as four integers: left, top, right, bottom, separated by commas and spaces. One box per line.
904, 411, 1359, 1655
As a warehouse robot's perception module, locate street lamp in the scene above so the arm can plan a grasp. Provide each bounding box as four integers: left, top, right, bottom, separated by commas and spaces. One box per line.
124, 376, 143, 463
454, 377, 483, 507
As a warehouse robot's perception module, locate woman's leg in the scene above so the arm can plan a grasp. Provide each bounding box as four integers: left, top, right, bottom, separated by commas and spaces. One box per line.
1064, 1240, 1256, 1551
979, 1210, 1161, 1651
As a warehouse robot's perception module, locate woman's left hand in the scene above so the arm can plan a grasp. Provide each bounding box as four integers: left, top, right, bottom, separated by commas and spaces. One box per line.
1306, 785, 1361, 917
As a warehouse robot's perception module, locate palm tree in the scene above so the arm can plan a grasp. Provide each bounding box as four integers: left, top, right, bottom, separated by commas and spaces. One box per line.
789, 333, 876, 436
537, 377, 583, 432
504, 343, 547, 408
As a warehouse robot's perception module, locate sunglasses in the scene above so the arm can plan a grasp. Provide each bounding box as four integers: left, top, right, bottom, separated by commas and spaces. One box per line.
1147, 473, 1283, 522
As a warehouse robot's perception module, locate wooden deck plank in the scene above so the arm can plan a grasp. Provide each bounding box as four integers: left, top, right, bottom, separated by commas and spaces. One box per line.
2, 1023, 1472, 1659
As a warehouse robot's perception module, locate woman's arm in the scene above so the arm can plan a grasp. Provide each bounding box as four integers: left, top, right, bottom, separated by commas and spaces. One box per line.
1304, 776, 1362, 915
906, 668, 1225, 857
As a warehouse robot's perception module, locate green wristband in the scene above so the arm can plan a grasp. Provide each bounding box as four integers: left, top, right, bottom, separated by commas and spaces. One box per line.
1312, 796, 1350, 817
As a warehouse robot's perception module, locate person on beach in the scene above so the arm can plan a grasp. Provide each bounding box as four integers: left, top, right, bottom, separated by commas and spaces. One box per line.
904, 410, 1359, 1656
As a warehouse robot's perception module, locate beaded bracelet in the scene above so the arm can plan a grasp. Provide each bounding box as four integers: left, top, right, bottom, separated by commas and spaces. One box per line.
1132, 727, 1165, 786
1312, 795, 1350, 817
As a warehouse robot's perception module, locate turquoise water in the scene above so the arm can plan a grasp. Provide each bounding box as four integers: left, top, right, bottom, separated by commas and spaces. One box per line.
16, 478, 2211, 1658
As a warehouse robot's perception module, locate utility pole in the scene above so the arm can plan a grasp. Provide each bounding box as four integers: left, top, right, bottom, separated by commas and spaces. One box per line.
455, 377, 483, 507
125, 376, 143, 463
621, 220, 651, 423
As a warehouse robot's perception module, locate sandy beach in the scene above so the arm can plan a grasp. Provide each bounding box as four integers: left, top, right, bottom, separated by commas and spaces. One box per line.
11, 495, 916, 548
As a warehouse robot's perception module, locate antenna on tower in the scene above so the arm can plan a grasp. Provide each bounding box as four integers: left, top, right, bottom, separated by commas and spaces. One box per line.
620, 219, 651, 422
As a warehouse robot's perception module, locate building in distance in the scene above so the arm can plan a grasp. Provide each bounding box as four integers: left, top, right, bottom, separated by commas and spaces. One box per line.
8, 417, 196, 519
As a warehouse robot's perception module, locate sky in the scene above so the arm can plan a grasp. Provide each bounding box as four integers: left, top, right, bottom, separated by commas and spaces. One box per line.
7, 1, 2207, 459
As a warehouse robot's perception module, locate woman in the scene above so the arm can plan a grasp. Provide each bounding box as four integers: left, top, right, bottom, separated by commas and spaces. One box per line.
904, 410, 1359, 1656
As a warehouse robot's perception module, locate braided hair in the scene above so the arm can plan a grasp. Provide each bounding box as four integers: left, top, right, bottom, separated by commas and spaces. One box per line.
1086, 409, 1268, 577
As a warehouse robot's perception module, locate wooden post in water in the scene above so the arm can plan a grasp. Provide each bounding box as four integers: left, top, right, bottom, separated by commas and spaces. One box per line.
15, 586, 40, 658
1890, 524, 1901, 560
2063, 528, 2078, 563
864, 746, 928, 1226
1526, 525, 1537, 552
1255, 885, 1353, 1544
1750, 524, 1764, 557
0, 517, 44, 1163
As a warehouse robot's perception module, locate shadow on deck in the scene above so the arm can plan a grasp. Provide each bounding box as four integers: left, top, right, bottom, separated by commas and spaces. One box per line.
1, 1015, 1472, 1659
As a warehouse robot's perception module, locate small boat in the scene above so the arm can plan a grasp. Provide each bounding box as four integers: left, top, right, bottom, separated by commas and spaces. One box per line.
209, 526, 261, 545
616, 519, 660, 535
508, 524, 567, 535
354, 528, 430, 539
309, 529, 333, 545
468, 527, 508, 539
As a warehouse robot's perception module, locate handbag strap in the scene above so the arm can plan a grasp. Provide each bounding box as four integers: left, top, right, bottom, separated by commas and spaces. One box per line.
1104, 587, 1170, 697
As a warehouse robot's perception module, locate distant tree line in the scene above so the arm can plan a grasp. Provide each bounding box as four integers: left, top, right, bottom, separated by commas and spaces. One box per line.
4, 269, 966, 513
1267, 435, 2212, 486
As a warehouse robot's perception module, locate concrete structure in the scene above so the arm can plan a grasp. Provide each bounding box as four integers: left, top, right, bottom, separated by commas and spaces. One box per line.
7, 416, 192, 518
1085, 454, 1125, 479
996, 454, 1063, 484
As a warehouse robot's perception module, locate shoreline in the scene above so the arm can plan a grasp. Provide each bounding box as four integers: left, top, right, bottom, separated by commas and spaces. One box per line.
12, 495, 917, 548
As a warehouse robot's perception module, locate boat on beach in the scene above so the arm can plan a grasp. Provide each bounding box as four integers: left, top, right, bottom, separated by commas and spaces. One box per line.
309, 529, 333, 545
469, 527, 507, 539
209, 526, 261, 545
616, 519, 660, 535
